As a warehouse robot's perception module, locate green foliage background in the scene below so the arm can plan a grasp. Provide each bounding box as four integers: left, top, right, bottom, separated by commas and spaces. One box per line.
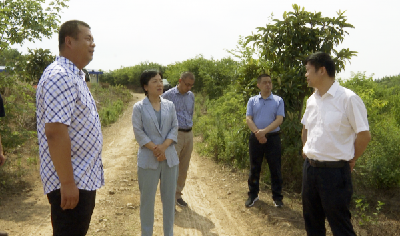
341, 73, 400, 189
101, 62, 166, 89
97, 5, 400, 191
2, 2, 399, 196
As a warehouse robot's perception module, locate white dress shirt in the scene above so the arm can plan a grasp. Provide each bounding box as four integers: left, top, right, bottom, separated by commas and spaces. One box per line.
301, 82, 369, 161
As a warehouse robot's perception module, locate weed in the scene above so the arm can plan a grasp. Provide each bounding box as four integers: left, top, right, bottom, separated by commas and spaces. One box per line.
354, 196, 385, 226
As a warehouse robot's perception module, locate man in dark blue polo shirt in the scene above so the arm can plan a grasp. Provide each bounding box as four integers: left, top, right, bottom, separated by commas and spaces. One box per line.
245, 74, 285, 208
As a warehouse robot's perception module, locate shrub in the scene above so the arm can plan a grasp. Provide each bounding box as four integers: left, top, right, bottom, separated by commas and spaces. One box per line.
89, 83, 132, 127
194, 89, 249, 168
342, 73, 400, 189
0, 74, 37, 152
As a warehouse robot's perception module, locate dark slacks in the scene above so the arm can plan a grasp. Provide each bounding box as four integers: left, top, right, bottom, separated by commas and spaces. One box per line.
47, 189, 96, 236
248, 133, 283, 201
302, 159, 356, 236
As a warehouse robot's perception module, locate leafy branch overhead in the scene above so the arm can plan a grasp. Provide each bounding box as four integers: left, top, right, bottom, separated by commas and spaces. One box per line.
0, 0, 69, 51
244, 4, 357, 113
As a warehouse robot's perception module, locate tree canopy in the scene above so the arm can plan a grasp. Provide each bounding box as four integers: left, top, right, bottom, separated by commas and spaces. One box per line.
0, 0, 69, 51
245, 4, 356, 114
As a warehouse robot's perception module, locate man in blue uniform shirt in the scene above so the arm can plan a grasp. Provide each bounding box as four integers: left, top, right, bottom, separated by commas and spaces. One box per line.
245, 74, 285, 208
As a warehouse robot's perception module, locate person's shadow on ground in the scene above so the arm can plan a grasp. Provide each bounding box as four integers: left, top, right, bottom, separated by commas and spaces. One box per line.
174, 206, 218, 236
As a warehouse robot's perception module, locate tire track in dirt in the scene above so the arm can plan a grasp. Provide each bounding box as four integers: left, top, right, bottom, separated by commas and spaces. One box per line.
173, 151, 248, 236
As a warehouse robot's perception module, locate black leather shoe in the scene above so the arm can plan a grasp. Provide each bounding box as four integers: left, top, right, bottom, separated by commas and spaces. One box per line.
176, 198, 188, 207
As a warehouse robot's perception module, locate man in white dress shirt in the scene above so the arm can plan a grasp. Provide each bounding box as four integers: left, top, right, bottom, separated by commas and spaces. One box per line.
301, 52, 371, 236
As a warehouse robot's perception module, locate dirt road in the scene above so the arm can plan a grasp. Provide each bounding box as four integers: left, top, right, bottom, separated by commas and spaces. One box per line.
0, 93, 307, 235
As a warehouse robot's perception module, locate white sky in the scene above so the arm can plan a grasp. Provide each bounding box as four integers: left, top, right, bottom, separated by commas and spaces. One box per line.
12, 0, 400, 79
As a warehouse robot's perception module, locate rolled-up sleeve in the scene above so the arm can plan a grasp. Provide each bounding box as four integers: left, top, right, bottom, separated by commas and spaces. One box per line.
165, 103, 178, 143
132, 103, 152, 147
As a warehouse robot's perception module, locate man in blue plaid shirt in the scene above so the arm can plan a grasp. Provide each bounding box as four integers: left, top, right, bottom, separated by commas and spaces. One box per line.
36, 20, 104, 236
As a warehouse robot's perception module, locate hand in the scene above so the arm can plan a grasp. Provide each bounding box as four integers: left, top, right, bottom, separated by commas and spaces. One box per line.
153, 145, 167, 162
254, 130, 265, 140
254, 130, 267, 144
60, 182, 79, 210
349, 159, 356, 172
0, 153, 6, 167
258, 136, 268, 144
157, 153, 166, 161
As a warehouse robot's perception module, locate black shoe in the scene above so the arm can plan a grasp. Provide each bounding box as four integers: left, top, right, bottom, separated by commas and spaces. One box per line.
273, 200, 284, 207
245, 196, 259, 207
176, 198, 188, 207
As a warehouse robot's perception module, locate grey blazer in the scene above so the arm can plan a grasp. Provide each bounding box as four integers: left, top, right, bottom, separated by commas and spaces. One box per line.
132, 96, 179, 169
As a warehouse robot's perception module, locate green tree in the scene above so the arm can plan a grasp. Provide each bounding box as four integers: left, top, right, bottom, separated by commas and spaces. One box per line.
102, 61, 165, 88
0, 0, 69, 51
246, 4, 356, 116
221, 5, 357, 190
0, 48, 22, 66
164, 55, 239, 99
25, 48, 55, 83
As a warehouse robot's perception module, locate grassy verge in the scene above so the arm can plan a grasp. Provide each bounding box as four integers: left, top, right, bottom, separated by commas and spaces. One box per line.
0, 81, 132, 196
89, 83, 132, 126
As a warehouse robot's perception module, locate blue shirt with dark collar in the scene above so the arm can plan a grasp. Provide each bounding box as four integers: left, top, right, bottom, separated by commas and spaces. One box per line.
162, 86, 194, 129
246, 92, 285, 133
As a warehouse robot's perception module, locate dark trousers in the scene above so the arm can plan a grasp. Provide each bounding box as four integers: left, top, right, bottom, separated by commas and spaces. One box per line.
248, 133, 283, 201
47, 189, 96, 236
302, 159, 356, 236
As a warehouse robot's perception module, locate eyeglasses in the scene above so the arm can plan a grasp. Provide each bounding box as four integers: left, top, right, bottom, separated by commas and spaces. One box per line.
184, 82, 194, 88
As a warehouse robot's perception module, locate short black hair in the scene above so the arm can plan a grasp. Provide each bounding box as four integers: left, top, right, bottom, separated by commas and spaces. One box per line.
59, 20, 90, 51
257, 74, 271, 83
305, 52, 335, 78
140, 69, 161, 96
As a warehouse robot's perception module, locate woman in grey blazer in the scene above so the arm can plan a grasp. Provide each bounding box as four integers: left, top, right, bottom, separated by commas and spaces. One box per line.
132, 70, 179, 236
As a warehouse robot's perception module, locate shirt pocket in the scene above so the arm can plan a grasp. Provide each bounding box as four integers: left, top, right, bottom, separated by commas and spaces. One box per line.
324, 111, 342, 132
305, 112, 317, 130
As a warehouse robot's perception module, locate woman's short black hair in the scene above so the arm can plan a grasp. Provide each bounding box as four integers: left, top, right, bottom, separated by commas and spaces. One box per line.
140, 69, 161, 96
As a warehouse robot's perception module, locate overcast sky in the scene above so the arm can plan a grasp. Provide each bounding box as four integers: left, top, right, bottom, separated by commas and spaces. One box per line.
11, 0, 400, 80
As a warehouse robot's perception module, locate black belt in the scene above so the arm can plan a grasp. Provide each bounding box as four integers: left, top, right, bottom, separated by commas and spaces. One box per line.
178, 128, 192, 132
307, 158, 347, 168
265, 131, 281, 138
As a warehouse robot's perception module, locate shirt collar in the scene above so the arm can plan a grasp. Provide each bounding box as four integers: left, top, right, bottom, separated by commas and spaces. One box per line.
315, 81, 339, 98
56, 56, 85, 80
257, 92, 274, 100
173, 85, 189, 95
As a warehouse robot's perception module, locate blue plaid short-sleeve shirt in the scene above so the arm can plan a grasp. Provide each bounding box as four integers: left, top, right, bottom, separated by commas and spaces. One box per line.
36, 56, 104, 194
